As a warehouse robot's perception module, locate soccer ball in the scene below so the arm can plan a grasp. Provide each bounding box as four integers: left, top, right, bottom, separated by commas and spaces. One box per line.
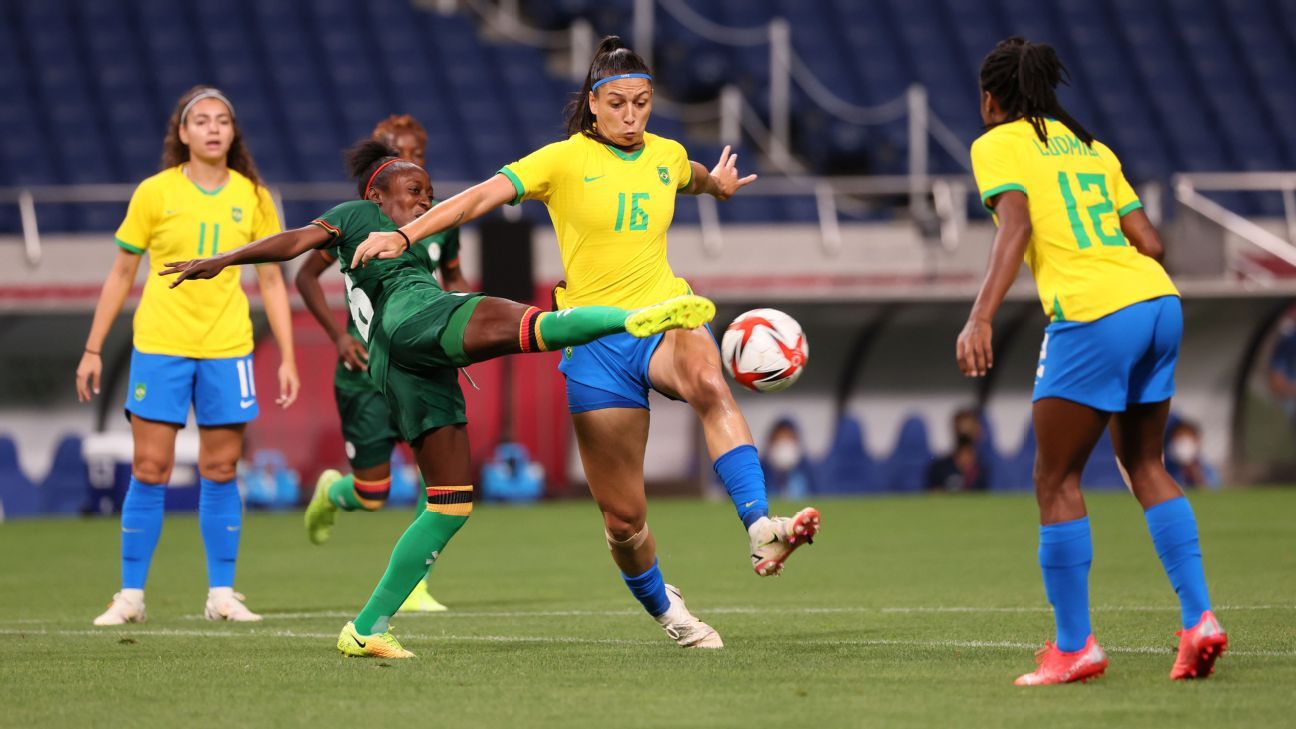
721, 309, 809, 393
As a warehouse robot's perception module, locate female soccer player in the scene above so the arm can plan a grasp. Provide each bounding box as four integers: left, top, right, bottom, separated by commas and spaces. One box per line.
76, 85, 300, 625
957, 37, 1227, 684
351, 37, 821, 650
295, 115, 465, 613
163, 138, 714, 657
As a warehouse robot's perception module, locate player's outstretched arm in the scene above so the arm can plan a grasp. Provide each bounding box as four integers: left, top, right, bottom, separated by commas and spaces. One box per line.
957, 189, 1032, 378
352, 175, 516, 268
683, 145, 758, 200
160, 225, 331, 287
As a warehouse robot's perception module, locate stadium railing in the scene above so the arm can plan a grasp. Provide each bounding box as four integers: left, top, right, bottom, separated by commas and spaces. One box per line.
1172, 172, 1296, 280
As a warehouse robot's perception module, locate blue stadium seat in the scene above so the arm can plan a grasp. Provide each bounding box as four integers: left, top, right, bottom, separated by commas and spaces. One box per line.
815, 414, 882, 494
883, 414, 932, 492
0, 434, 39, 519
40, 434, 88, 515
1080, 430, 1126, 489
992, 418, 1035, 491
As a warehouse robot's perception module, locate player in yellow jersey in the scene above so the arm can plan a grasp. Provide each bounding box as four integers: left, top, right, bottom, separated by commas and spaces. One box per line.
958, 38, 1226, 685
352, 37, 822, 649
295, 116, 461, 613
75, 86, 300, 626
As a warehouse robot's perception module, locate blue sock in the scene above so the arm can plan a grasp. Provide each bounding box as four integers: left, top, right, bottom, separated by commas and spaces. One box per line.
121, 477, 166, 590
1039, 517, 1093, 653
622, 560, 670, 618
198, 477, 243, 588
713, 445, 769, 529
1144, 496, 1212, 629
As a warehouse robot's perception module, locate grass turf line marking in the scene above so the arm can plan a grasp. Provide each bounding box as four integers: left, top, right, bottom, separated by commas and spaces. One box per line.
153, 603, 1295, 622
0, 628, 1291, 657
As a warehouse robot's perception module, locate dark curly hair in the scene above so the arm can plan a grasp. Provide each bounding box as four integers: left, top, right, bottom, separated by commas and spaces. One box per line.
979, 37, 1093, 147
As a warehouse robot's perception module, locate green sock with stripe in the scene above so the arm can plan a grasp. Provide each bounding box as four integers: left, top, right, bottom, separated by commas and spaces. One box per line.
530, 306, 628, 351
328, 474, 364, 512
353, 487, 472, 635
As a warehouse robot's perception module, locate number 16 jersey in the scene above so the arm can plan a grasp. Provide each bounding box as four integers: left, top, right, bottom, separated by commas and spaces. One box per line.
970, 117, 1177, 323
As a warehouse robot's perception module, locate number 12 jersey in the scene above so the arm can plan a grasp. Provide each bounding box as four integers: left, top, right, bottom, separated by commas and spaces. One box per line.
971, 117, 1177, 323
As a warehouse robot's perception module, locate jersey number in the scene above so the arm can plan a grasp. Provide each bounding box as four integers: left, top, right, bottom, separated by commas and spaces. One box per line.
197, 222, 221, 256
1056, 172, 1127, 250
342, 272, 374, 343
614, 192, 650, 232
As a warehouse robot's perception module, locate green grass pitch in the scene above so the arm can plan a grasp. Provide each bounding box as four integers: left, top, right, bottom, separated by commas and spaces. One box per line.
2, 489, 1294, 728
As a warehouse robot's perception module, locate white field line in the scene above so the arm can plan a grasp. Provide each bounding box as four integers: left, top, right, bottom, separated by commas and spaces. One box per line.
0, 627, 1291, 657
151, 603, 1294, 621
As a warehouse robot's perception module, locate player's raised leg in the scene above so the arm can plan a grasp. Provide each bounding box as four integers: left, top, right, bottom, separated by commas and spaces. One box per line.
573, 407, 722, 648
1014, 397, 1110, 686
649, 327, 819, 577
1111, 399, 1227, 679
339, 424, 473, 658
454, 295, 714, 365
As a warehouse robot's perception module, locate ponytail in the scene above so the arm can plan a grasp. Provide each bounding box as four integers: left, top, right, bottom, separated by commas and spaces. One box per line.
980, 37, 1094, 147
563, 35, 653, 140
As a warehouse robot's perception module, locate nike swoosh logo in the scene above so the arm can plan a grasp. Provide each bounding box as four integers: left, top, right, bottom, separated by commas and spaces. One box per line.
743, 500, 758, 508
122, 528, 142, 533
354, 636, 366, 648
225, 525, 240, 532
240, 399, 255, 409
583, 175, 604, 183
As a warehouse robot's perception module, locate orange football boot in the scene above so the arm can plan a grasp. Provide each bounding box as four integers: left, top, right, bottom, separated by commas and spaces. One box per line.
1170, 610, 1228, 680
1014, 635, 1109, 686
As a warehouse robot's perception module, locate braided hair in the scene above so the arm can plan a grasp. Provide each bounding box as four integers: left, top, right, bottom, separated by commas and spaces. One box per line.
344, 139, 418, 199
979, 37, 1093, 147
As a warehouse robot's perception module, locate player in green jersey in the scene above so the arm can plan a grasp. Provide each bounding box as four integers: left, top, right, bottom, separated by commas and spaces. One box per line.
294, 116, 464, 613
161, 138, 716, 658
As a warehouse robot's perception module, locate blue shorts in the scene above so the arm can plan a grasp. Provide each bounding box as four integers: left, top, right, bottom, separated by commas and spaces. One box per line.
560, 331, 665, 413
1033, 296, 1181, 412
125, 349, 260, 426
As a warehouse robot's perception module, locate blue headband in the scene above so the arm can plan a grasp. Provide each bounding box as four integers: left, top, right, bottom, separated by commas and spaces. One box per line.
592, 73, 653, 91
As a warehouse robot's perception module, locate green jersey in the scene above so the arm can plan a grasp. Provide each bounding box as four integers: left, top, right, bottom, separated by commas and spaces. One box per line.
310, 199, 460, 346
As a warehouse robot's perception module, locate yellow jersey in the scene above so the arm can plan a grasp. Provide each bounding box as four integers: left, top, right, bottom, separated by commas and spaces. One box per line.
115, 166, 281, 358
970, 118, 1178, 322
499, 132, 695, 309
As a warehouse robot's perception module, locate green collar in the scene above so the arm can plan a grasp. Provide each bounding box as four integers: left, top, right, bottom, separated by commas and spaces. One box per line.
604, 144, 645, 161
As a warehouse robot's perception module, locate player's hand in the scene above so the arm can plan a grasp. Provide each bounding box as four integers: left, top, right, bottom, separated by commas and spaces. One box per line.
336, 333, 369, 372
277, 360, 300, 408
75, 351, 102, 402
159, 258, 225, 287
352, 231, 406, 268
708, 145, 758, 201
956, 318, 993, 377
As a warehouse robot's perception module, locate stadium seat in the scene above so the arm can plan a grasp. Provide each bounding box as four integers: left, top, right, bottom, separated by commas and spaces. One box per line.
1080, 430, 1126, 489
882, 414, 933, 492
0, 434, 40, 519
815, 414, 881, 493
40, 434, 89, 515
993, 418, 1035, 492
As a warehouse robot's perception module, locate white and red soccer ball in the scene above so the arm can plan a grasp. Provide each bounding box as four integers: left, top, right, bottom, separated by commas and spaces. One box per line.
721, 308, 809, 393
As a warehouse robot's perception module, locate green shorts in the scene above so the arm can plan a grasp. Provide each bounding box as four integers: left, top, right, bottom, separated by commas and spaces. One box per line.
333, 362, 401, 470
369, 291, 484, 442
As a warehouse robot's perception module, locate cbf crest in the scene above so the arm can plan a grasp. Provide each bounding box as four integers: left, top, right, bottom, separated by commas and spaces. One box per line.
231, 206, 243, 223
657, 166, 671, 186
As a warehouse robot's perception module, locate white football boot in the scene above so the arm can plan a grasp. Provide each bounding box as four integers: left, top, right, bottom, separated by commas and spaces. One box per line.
204, 588, 263, 622
655, 584, 723, 648
93, 591, 147, 626
749, 507, 821, 577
